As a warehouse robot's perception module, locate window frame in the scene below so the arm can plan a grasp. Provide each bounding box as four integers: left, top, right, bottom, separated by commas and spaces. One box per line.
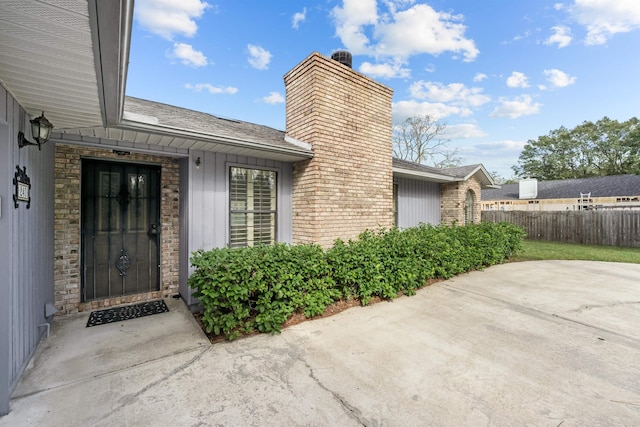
392, 182, 398, 227
228, 165, 278, 248
465, 189, 476, 225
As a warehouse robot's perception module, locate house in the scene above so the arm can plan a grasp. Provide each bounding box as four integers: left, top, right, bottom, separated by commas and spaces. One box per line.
0, 0, 495, 415
393, 159, 495, 226
482, 175, 640, 211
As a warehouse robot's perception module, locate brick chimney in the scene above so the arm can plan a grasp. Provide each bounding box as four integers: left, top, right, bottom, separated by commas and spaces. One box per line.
284, 52, 394, 247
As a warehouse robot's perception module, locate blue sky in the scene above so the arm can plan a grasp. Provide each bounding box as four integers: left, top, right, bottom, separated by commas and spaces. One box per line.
127, 0, 640, 178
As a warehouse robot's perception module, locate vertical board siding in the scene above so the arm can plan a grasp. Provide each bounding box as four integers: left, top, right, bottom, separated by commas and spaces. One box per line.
180, 151, 294, 306
178, 158, 190, 306
482, 210, 640, 247
0, 117, 12, 416
397, 177, 441, 228
0, 85, 55, 415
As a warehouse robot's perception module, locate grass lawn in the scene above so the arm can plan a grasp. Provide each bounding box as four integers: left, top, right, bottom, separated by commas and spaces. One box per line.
510, 240, 640, 264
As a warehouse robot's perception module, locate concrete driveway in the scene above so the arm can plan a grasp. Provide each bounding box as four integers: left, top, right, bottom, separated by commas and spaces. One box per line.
2, 260, 640, 426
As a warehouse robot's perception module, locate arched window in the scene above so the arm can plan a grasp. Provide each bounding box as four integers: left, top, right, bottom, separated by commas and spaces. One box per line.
465, 189, 475, 224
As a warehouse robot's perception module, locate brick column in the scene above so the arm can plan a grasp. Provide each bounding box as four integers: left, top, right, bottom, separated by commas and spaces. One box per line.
284, 52, 394, 247
440, 176, 482, 224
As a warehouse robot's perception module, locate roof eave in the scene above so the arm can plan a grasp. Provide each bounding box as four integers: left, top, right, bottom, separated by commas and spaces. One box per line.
89, 0, 133, 127
393, 167, 457, 183
117, 119, 314, 159
461, 164, 497, 188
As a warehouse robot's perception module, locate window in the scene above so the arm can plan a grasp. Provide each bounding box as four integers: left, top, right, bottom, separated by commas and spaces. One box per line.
393, 183, 398, 227
229, 167, 276, 248
465, 189, 475, 225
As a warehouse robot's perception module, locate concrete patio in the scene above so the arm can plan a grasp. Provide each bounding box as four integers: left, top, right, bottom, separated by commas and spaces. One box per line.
2, 260, 639, 426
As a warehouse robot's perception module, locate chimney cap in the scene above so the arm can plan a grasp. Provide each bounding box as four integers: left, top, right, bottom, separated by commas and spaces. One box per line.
331, 50, 352, 68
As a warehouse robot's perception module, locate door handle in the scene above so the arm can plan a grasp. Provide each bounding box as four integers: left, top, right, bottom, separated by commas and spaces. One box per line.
149, 223, 159, 236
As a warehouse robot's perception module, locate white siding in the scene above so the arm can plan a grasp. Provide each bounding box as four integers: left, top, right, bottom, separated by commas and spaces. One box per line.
396, 177, 441, 228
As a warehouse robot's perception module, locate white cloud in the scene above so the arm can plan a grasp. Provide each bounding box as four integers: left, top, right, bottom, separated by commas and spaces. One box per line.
473, 73, 487, 82
292, 8, 307, 29
135, 0, 209, 40
543, 68, 576, 87
443, 123, 488, 139
331, 0, 378, 54
185, 83, 238, 95
490, 95, 541, 119
359, 61, 410, 78
170, 43, 208, 67
393, 100, 471, 121
409, 81, 490, 107
332, 0, 478, 62
247, 44, 272, 70
545, 25, 572, 48
262, 92, 285, 104
473, 140, 527, 152
571, 0, 640, 45
506, 71, 530, 88
463, 140, 526, 174
510, 31, 532, 43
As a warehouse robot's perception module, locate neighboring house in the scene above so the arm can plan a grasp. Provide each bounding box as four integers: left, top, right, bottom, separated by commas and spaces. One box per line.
482, 175, 640, 212
0, 0, 496, 415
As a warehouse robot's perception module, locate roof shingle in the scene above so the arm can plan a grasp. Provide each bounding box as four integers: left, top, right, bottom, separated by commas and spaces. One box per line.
123, 97, 307, 153
482, 175, 640, 200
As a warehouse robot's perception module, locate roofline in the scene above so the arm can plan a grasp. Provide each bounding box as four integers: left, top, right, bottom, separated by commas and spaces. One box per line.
458, 164, 497, 187
284, 134, 313, 151
392, 166, 457, 183
89, 0, 133, 126
117, 119, 314, 159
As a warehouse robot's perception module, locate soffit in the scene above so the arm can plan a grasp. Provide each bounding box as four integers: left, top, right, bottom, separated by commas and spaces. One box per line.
54, 126, 314, 162
0, 0, 103, 129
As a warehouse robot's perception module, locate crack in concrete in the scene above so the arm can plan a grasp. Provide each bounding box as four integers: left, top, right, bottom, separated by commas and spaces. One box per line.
301, 359, 368, 426
101, 346, 211, 421
442, 284, 640, 346
570, 301, 640, 312
11, 344, 211, 400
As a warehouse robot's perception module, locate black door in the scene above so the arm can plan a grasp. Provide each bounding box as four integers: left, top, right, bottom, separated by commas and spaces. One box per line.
81, 160, 161, 301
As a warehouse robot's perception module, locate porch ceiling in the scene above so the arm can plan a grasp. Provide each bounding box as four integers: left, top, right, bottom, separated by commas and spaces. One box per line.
0, 0, 103, 129
0, 0, 131, 130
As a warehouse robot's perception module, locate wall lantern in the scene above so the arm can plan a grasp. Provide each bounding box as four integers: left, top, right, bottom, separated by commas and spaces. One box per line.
18, 112, 54, 150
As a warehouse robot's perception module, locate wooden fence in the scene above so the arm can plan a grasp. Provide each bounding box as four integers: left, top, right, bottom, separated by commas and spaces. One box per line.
481, 210, 640, 248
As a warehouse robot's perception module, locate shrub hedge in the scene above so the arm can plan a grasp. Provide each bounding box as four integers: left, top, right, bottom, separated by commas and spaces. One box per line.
189, 222, 524, 340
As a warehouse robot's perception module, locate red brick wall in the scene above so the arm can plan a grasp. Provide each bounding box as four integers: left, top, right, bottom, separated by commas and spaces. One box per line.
285, 53, 394, 247
54, 145, 180, 314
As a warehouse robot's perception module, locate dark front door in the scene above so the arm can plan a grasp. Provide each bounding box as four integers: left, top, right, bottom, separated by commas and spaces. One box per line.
81, 160, 161, 301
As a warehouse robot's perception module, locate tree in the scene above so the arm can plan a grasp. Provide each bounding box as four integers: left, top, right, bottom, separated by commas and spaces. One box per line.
392, 115, 463, 168
489, 171, 518, 185
513, 117, 640, 180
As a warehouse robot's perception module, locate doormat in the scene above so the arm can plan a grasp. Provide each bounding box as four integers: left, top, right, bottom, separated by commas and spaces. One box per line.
86, 300, 169, 327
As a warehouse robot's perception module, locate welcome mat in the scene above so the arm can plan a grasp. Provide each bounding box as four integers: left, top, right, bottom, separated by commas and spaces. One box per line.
86, 300, 169, 327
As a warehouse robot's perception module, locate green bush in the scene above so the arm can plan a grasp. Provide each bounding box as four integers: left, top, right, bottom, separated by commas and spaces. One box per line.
326, 222, 525, 304
189, 222, 524, 340
189, 243, 339, 340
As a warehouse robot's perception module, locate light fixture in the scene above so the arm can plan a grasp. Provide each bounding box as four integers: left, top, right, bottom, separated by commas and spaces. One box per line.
195, 156, 201, 169
18, 112, 54, 150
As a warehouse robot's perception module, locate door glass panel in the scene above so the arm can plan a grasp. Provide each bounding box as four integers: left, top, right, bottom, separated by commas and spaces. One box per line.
98, 171, 120, 232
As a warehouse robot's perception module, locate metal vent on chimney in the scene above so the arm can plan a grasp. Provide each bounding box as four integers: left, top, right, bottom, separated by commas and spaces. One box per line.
331, 50, 352, 68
